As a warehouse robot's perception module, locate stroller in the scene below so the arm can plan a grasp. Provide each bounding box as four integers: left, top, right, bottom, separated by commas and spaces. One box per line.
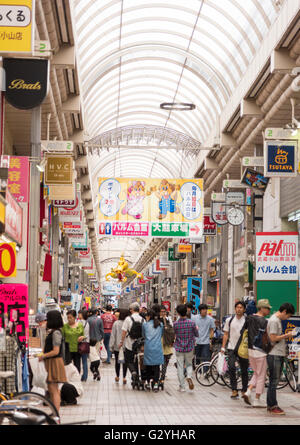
131, 337, 147, 390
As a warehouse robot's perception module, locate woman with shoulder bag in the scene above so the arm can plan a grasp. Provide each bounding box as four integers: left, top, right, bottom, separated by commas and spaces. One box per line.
38, 310, 67, 414
242, 299, 272, 408
160, 305, 174, 387
62, 310, 85, 374
109, 309, 129, 384
78, 309, 90, 382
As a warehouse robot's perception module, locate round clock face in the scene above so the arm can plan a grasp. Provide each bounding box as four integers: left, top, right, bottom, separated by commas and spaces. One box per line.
227, 207, 244, 226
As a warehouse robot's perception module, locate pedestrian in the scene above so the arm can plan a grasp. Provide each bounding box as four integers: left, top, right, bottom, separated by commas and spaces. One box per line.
35, 312, 47, 350
109, 308, 129, 384
185, 302, 194, 319
173, 304, 198, 392
87, 309, 104, 377
89, 344, 101, 381
142, 310, 164, 392
242, 299, 272, 408
38, 310, 67, 414
101, 305, 117, 364
62, 310, 85, 374
193, 304, 215, 365
221, 301, 248, 399
160, 305, 174, 385
78, 309, 90, 382
266, 302, 296, 415
119, 303, 144, 383
140, 306, 148, 319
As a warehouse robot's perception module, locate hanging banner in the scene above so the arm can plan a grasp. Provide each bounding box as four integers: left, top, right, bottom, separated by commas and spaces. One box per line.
97, 178, 203, 238
211, 201, 227, 225
1, 155, 30, 203
256, 232, 298, 281
203, 215, 217, 235
4, 189, 23, 245
0, 0, 35, 53
187, 277, 202, 315
58, 192, 81, 223
0, 284, 29, 345
264, 141, 297, 178
71, 231, 88, 250
241, 167, 269, 191
3, 58, 49, 109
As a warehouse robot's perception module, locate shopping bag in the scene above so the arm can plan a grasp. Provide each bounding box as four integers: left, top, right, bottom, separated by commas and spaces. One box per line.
217, 352, 227, 376
100, 341, 108, 361
118, 347, 125, 364
29, 357, 48, 390
237, 329, 249, 359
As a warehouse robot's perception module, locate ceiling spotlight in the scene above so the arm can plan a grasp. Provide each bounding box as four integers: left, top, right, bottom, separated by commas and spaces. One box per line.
160, 102, 196, 111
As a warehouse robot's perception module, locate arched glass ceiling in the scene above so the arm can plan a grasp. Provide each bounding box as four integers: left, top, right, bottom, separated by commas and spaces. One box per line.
74, 0, 278, 143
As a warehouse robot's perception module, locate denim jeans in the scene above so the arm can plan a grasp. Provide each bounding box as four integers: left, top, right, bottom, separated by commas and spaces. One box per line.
195, 344, 211, 366
81, 353, 88, 381
267, 354, 284, 409
228, 349, 249, 392
103, 333, 112, 363
175, 350, 194, 389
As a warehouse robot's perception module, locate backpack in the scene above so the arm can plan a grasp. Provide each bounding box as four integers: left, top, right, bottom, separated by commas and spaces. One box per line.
253, 327, 272, 354
128, 316, 143, 340
162, 320, 175, 347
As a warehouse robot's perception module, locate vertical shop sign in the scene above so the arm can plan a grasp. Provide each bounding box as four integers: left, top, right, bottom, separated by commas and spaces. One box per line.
0, 242, 17, 277
0, 1, 35, 53
187, 277, 202, 314
0, 284, 29, 344
1, 156, 30, 202
264, 141, 297, 178
4, 190, 23, 245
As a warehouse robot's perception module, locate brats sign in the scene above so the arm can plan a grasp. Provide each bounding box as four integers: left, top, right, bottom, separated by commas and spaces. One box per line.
256, 232, 298, 280
3, 58, 49, 109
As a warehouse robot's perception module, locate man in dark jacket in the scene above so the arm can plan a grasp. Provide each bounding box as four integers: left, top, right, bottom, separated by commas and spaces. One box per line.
88, 310, 104, 346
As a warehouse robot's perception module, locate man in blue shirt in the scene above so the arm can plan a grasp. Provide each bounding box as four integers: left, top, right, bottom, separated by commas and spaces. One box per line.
192, 304, 215, 365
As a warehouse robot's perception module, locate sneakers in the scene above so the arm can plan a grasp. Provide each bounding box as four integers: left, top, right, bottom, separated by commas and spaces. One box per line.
268, 406, 285, 415
242, 389, 252, 406
153, 383, 159, 393
186, 378, 194, 390
253, 398, 267, 408
231, 390, 239, 399
178, 387, 186, 392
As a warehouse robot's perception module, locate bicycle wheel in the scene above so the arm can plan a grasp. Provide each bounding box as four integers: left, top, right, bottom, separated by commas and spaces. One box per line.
284, 360, 297, 392
7, 392, 60, 424
195, 362, 215, 387
221, 356, 242, 390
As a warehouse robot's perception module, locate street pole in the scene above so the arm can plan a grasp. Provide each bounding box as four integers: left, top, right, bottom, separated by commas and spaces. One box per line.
28, 106, 41, 312
51, 211, 59, 301
220, 224, 229, 320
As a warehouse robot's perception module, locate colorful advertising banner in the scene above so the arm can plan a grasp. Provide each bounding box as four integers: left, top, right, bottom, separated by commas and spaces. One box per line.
0, 242, 17, 278
97, 178, 203, 238
0, 1, 35, 53
0, 284, 29, 344
256, 232, 298, 281
58, 192, 81, 223
4, 189, 23, 245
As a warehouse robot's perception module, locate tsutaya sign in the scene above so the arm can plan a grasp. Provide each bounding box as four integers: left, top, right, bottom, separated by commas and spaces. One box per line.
97, 178, 204, 238
256, 232, 298, 281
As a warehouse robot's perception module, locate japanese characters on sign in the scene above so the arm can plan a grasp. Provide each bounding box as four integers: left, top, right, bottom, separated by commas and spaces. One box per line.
4, 189, 22, 245
0, 284, 29, 345
256, 232, 298, 281
0, 1, 35, 53
1, 155, 29, 203
204, 215, 216, 235
187, 277, 202, 315
97, 178, 203, 238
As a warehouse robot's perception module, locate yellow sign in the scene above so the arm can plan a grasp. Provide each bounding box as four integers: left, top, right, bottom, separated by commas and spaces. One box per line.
0, 201, 5, 227
45, 155, 73, 185
0, 242, 17, 277
0, 0, 35, 53
178, 244, 192, 253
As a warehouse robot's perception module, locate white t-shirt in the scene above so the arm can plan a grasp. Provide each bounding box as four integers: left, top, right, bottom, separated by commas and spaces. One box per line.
122, 313, 143, 351
224, 315, 246, 350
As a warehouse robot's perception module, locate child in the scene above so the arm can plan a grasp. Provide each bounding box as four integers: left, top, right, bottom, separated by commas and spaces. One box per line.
89, 344, 101, 381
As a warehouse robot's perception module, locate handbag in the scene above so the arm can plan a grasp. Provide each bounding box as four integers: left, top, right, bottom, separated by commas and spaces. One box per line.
78, 341, 90, 355
118, 347, 125, 364
216, 352, 228, 376
237, 329, 249, 359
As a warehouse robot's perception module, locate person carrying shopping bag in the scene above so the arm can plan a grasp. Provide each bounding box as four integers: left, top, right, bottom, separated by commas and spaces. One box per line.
109, 309, 130, 384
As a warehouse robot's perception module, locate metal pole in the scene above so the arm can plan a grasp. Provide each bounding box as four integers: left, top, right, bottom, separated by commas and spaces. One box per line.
220, 224, 229, 320
51, 211, 59, 302
28, 106, 41, 312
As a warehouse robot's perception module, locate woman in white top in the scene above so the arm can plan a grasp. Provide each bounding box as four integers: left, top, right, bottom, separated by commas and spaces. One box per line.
109, 309, 130, 384
78, 309, 90, 382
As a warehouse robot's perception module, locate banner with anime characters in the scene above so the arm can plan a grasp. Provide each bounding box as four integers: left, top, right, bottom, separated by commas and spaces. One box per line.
97, 178, 203, 238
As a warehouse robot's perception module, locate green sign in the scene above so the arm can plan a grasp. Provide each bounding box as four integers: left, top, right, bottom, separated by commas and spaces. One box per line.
151, 222, 189, 237
168, 247, 179, 262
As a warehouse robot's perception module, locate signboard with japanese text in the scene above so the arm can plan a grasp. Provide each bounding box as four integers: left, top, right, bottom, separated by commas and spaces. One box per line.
0, 242, 17, 277
1, 156, 29, 203
71, 231, 88, 251
97, 178, 203, 238
4, 189, 22, 245
102, 282, 122, 296
264, 141, 297, 178
0, 1, 35, 53
256, 232, 298, 281
58, 192, 81, 223
211, 201, 227, 225
204, 215, 216, 235
0, 284, 28, 345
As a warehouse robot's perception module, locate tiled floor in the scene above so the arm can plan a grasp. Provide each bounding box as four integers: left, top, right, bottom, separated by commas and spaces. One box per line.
60, 357, 300, 425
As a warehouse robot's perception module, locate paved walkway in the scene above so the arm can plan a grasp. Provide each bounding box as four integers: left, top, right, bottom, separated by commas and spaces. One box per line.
60, 357, 300, 425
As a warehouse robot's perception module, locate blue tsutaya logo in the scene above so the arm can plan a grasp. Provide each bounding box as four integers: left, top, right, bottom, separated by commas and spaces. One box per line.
267, 144, 295, 173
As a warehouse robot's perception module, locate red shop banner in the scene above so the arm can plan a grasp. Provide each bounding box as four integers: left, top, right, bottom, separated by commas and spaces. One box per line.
1, 155, 30, 203
4, 189, 23, 246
